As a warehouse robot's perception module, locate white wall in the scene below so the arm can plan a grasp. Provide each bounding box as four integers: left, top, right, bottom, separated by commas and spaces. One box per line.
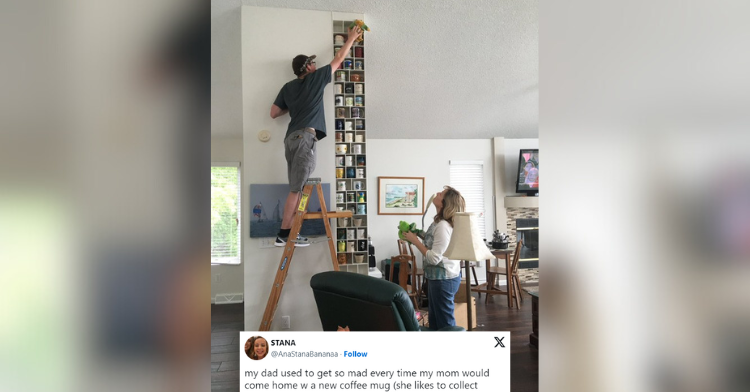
366, 139, 495, 283
211, 137, 245, 303
504, 138, 539, 196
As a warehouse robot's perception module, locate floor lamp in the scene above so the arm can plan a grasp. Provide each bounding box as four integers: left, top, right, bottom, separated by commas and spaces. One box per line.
444, 212, 493, 331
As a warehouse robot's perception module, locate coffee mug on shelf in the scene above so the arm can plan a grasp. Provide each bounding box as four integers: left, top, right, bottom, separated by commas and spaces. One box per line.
335, 144, 348, 154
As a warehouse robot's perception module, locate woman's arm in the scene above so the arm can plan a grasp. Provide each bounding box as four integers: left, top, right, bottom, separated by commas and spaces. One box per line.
403, 231, 428, 255
404, 222, 452, 266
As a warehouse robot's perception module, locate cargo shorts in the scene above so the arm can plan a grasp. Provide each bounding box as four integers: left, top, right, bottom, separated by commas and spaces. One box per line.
284, 128, 317, 192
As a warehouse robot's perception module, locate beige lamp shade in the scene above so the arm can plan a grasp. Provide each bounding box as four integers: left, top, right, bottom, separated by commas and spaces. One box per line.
444, 212, 494, 261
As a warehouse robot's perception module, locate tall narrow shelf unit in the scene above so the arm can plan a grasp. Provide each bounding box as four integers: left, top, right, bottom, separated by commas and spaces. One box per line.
333, 19, 368, 275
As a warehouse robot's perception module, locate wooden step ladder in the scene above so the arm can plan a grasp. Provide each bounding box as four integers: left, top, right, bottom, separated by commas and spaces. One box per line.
259, 178, 352, 331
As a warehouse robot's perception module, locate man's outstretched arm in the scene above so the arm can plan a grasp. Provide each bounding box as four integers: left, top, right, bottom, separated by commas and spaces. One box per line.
270, 104, 288, 119
330, 26, 363, 75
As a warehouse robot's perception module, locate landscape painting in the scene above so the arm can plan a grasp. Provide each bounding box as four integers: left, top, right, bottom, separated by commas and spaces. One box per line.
249, 183, 331, 238
377, 177, 425, 215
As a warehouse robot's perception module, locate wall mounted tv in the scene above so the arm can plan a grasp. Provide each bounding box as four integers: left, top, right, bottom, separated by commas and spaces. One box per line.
515, 149, 539, 196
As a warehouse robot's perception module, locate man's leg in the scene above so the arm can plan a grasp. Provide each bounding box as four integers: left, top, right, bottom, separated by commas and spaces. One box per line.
276, 130, 315, 246
280, 191, 301, 230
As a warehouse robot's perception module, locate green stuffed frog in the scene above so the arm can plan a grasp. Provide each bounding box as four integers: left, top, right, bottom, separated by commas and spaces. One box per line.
398, 221, 425, 241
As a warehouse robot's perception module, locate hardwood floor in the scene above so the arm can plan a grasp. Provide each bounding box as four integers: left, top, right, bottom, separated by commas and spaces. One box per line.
474, 287, 539, 392
211, 303, 243, 392
211, 287, 537, 392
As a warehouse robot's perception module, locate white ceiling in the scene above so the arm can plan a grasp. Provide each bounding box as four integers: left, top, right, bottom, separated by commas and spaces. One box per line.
211, 0, 538, 139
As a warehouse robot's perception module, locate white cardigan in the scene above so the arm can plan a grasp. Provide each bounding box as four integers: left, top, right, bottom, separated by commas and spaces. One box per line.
423, 220, 461, 280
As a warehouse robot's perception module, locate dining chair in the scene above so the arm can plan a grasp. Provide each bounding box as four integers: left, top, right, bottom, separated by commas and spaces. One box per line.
389, 254, 419, 310
486, 239, 524, 307
397, 239, 426, 305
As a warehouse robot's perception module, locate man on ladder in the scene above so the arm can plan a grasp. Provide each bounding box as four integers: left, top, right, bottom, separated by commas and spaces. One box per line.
270, 25, 363, 247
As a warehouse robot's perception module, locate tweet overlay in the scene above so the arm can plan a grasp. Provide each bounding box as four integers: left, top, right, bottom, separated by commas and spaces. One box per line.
240, 332, 510, 391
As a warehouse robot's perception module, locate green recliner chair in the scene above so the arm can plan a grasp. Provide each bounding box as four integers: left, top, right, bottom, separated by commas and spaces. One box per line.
310, 271, 464, 331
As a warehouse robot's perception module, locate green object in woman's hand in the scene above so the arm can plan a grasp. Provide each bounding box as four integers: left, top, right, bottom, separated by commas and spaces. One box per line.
398, 221, 425, 240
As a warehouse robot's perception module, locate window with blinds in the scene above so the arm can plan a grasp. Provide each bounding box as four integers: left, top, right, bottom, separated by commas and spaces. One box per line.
449, 161, 486, 240
211, 163, 241, 264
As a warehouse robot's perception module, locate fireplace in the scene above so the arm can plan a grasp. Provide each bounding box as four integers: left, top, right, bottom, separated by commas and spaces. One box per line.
515, 218, 538, 269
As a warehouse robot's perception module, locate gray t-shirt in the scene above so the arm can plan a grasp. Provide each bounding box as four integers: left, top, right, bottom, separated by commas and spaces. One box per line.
273, 64, 332, 140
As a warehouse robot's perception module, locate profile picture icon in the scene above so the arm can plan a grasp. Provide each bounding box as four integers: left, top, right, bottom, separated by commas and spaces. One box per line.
245, 336, 268, 360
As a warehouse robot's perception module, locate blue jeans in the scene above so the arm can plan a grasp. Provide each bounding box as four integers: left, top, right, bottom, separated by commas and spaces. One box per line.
427, 276, 461, 330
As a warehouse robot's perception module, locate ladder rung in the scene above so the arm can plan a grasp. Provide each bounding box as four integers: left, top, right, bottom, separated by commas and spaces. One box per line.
305, 178, 322, 184
304, 211, 353, 219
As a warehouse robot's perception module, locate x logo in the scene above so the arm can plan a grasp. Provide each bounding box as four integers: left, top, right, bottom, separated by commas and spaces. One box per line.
494, 337, 505, 348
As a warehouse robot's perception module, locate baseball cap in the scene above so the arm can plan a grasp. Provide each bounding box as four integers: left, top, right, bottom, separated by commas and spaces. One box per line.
292, 54, 317, 76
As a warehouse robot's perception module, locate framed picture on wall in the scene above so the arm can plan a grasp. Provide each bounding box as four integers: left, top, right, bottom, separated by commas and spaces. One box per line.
377, 177, 425, 215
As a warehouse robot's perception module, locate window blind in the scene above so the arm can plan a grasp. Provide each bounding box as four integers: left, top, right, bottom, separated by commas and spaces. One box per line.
211, 164, 241, 264
449, 161, 486, 240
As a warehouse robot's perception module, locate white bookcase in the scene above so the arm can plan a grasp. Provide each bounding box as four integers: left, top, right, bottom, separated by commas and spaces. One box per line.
332, 19, 368, 274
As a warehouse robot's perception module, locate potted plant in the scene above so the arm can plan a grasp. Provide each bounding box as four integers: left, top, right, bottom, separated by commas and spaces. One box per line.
491, 230, 509, 249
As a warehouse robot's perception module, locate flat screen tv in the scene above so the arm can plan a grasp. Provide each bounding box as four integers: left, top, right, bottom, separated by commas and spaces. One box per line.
515, 149, 539, 196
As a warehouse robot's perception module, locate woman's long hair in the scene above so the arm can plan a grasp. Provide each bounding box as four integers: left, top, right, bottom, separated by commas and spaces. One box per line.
434, 186, 465, 227
245, 337, 254, 358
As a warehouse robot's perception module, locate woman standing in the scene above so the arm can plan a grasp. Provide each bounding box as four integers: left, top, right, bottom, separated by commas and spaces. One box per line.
403, 186, 465, 330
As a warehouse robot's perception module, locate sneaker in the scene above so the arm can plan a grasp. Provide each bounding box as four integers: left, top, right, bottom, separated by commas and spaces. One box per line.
274, 235, 311, 247
292, 235, 311, 247
274, 236, 286, 247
